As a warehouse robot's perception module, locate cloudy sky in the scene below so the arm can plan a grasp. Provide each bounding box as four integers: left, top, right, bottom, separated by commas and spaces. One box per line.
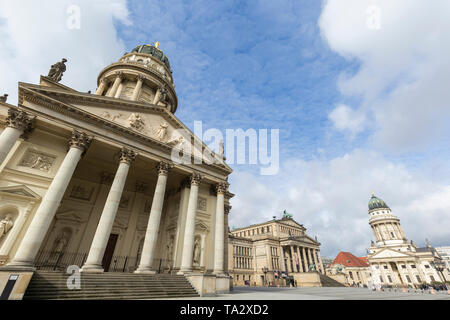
1, 0, 450, 258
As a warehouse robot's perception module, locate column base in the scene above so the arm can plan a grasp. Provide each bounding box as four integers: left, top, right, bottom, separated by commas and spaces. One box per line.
1, 260, 36, 272
177, 268, 192, 275
213, 269, 225, 276
134, 267, 156, 274
80, 264, 104, 273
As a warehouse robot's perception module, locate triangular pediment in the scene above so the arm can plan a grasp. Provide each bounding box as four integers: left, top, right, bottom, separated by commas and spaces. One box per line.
278, 219, 305, 230
195, 220, 209, 232
370, 248, 412, 259
19, 83, 231, 173
0, 185, 41, 199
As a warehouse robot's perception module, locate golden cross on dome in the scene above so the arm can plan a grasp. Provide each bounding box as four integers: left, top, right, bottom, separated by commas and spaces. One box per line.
371, 190, 374, 196
154, 41, 160, 48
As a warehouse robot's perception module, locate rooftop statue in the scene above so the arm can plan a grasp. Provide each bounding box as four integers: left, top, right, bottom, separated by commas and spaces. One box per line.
48, 58, 67, 82
0, 94, 8, 103
282, 209, 293, 219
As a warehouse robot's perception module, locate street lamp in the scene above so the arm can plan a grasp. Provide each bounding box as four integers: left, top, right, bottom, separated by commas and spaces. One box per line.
262, 267, 268, 286
430, 260, 448, 289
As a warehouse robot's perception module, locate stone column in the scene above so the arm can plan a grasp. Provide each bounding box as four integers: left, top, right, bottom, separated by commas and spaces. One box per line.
200, 233, 207, 268
153, 85, 167, 105
178, 173, 203, 274
0, 108, 33, 166
286, 250, 292, 273
131, 75, 145, 101
296, 246, 304, 272
81, 148, 136, 273
312, 249, 320, 272
213, 181, 228, 275
6, 130, 91, 269
302, 247, 308, 271
95, 78, 109, 95
106, 72, 123, 97
318, 250, 325, 274
114, 81, 124, 99
135, 161, 172, 273
307, 248, 314, 269
290, 246, 296, 272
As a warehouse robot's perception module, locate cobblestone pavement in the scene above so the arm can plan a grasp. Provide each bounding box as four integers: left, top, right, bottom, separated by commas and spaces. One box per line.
161, 286, 450, 300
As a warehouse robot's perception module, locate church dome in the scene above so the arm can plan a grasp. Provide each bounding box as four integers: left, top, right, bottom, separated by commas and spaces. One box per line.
368, 194, 390, 211
131, 44, 172, 72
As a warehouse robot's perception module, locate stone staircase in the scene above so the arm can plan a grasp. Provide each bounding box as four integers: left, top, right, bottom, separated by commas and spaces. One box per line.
23, 271, 199, 300
319, 274, 346, 287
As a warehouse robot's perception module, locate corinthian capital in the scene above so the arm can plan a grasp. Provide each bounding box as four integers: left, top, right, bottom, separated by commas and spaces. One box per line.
69, 130, 92, 152
6, 108, 33, 131
190, 172, 203, 186
215, 181, 229, 195
119, 147, 136, 165
224, 204, 232, 215
116, 71, 124, 79
156, 161, 173, 176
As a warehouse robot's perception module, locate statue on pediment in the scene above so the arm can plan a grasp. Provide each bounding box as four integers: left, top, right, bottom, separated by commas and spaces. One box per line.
156, 121, 168, 141
167, 135, 184, 148
48, 58, 67, 82
128, 113, 145, 132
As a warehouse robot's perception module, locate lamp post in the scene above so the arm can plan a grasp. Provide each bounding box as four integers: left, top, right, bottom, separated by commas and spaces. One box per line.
262, 267, 268, 286
430, 260, 447, 289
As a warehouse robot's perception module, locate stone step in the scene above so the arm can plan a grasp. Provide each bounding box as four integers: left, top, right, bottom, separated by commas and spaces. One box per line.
24, 271, 199, 300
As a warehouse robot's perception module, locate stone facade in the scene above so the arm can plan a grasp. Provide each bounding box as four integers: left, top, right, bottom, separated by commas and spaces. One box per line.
0, 44, 233, 298
228, 214, 324, 287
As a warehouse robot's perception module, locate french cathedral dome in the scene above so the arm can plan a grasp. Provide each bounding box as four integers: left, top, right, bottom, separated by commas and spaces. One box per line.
368, 194, 390, 211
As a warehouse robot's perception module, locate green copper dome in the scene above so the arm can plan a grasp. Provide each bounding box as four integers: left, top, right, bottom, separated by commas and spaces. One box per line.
131, 44, 172, 73
368, 194, 390, 211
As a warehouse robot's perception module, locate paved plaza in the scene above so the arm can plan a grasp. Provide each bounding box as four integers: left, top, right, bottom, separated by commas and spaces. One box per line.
163, 286, 450, 300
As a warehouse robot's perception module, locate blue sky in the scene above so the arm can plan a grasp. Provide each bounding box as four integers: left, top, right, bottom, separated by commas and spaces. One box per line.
1, 0, 450, 258
117, 0, 365, 163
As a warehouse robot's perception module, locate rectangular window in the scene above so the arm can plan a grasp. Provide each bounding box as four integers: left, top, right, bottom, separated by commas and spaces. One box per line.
387, 275, 392, 283
411, 265, 416, 268
384, 265, 388, 269
424, 265, 430, 268
416, 275, 421, 283
406, 275, 411, 283
401, 265, 406, 269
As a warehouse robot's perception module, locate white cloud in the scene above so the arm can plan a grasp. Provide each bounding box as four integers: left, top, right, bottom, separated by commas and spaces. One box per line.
229, 149, 450, 258
319, 0, 450, 151
0, 0, 130, 104
328, 104, 365, 136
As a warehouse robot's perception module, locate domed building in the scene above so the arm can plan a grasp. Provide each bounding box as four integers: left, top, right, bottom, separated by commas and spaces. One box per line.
0, 43, 233, 299
366, 193, 446, 288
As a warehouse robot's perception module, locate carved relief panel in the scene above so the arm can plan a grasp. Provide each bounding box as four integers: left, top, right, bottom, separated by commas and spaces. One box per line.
18, 149, 56, 172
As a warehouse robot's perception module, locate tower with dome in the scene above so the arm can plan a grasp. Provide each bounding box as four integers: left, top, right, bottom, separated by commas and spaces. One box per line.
366, 193, 446, 287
